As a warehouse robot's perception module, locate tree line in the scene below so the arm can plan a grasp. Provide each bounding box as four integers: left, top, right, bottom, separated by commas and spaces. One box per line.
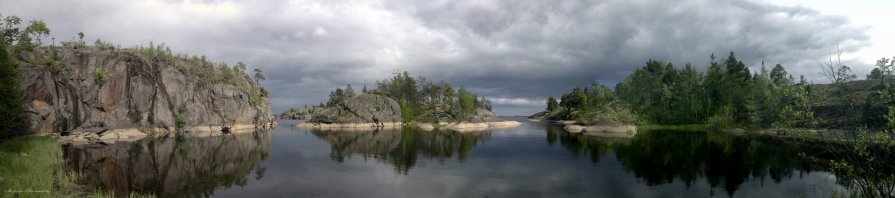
322, 71, 492, 123
547, 52, 823, 129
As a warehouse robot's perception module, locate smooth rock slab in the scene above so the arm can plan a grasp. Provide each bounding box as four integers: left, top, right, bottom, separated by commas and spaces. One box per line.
564, 125, 585, 133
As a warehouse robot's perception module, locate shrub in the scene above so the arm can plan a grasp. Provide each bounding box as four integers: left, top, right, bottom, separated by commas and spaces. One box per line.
94, 69, 106, 87
400, 98, 415, 122
260, 88, 269, 97
708, 106, 735, 130
175, 104, 188, 128
94, 39, 115, 51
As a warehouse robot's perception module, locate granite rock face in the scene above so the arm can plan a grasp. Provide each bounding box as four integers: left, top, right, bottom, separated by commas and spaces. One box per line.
19, 46, 275, 137
467, 108, 505, 123
308, 94, 403, 124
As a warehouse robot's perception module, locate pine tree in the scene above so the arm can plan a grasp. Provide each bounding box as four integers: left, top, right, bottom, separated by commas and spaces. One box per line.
546, 96, 559, 111
770, 64, 790, 86
345, 84, 356, 98
0, 42, 24, 138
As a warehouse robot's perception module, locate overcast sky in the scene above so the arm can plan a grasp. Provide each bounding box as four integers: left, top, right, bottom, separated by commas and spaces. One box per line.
1, 0, 891, 116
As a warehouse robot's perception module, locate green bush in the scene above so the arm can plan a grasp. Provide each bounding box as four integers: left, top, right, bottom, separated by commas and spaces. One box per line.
94, 69, 106, 87
707, 106, 735, 130
175, 104, 188, 128
400, 98, 416, 122
260, 88, 269, 97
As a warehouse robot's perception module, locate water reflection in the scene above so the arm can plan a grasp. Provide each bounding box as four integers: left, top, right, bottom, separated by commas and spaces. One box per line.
309, 127, 490, 174
547, 126, 828, 197
63, 129, 272, 197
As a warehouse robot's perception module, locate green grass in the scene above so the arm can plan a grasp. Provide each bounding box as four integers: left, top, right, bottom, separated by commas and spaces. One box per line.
0, 136, 153, 198
0, 136, 61, 197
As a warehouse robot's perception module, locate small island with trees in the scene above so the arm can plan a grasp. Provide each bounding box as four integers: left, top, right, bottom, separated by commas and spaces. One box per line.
297, 71, 520, 131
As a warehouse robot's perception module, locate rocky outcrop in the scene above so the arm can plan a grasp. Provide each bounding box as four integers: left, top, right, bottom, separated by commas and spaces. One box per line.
298, 94, 403, 129
441, 121, 521, 132
300, 94, 520, 131
415, 108, 521, 132
279, 106, 324, 120
19, 45, 275, 140
527, 110, 563, 121
529, 101, 637, 137
556, 120, 638, 138
62, 128, 148, 145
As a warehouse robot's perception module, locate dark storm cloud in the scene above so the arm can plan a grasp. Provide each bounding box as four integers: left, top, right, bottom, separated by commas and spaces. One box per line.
0, 0, 869, 115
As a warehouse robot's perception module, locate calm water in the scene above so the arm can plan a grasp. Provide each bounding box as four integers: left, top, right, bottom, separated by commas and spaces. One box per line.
64, 117, 844, 197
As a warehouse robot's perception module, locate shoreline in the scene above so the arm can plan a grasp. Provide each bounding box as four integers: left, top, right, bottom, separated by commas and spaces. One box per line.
531, 119, 638, 138
60, 123, 276, 145
297, 120, 522, 132
416, 121, 522, 132
297, 122, 405, 130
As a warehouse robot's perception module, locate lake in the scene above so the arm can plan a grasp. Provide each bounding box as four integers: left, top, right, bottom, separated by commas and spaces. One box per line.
63, 117, 844, 197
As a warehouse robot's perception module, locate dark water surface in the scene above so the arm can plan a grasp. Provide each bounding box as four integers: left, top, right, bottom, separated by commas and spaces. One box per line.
64, 118, 843, 197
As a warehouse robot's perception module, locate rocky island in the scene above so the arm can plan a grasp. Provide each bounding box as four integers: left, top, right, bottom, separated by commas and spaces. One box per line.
16, 40, 275, 144
298, 72, 519, 132
528, 84, 638, 138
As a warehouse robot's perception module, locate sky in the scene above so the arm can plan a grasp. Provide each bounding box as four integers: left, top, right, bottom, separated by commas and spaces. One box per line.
1, 0, 891, 116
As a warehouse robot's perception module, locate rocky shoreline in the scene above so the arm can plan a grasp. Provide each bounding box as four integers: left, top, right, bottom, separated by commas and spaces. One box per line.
297, 122, 404, 130
415, 121, 521, 132
61, 123, 277, 145
297, 120, 521, 132
537, 120, 638, 138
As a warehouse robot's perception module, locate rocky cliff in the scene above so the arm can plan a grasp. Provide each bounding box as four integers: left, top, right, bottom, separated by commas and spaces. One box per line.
19, 44, 275, 138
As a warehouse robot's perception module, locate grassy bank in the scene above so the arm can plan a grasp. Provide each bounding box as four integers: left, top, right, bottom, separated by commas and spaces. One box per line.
0, 136, 63, 197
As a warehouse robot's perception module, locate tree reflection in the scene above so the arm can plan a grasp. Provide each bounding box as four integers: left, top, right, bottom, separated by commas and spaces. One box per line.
64, 130, 272, 197
310, 127, 490, 174
548, 128, 827, 197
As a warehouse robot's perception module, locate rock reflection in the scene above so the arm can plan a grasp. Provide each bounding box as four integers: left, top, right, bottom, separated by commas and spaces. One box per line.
310, 127, 490, 174
547, 127, 828, 197
63, 129, 272, 197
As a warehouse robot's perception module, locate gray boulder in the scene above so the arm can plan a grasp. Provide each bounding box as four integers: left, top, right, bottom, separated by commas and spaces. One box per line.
309, 94, 403, 124
466, 108, 505, 123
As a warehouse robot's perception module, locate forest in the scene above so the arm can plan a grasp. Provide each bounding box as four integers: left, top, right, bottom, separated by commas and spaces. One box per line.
545, 52, 895, 130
